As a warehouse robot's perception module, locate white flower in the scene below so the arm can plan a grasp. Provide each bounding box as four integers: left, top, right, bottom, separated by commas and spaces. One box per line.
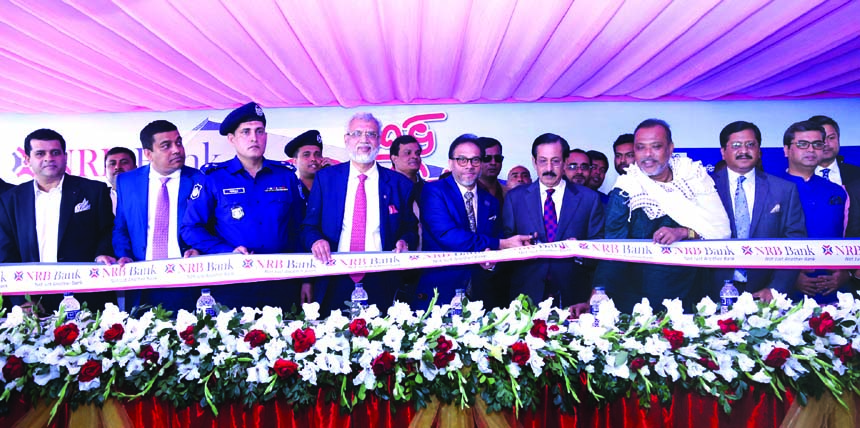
464, 300, 485, 323
595, 299, 620, 328
696, 297, 717, 317
534, 298, 555, 321
382, 327, 405, 354
387, 301, 415, 324
472, 350, 491, 374
732, 293, 759, 316
302, 302, 320, 321
419, 360, 438, 381
686, 361, 705, 378
604, 356, 630, 380
643, 336, 670, 356
0, 306, 25, 329
783, 358, 808, 380
746, 315, 771, 329
78, 378, 101, 391
299, 362, 318, 385
631, 298, 653, 325
750, 370, 771, 384
353, 368, 376, 389
715, 353, 737, 382
655, 356, 679, 381
507, 363, 522, 379
33, 365, 60, 386
175, 310, 197, 331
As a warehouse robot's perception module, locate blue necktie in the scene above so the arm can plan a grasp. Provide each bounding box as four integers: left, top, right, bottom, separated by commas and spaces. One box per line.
734, 176, 749, 282
821, 168, 831, 181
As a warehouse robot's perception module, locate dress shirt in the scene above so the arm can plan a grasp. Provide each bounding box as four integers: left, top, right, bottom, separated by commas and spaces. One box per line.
455, 181, 479, 222
34, 176, 64, 263
726, 169, 755, 219
538, 179, 566, 220
145, 168, 182, 259
338, 163, 382, 252
110, 187, 117, 215
816, 162, 842, 185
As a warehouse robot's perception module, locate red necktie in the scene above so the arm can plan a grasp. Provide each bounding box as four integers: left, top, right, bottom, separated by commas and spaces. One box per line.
349, 174, 367, 283
152, 177, 170, 260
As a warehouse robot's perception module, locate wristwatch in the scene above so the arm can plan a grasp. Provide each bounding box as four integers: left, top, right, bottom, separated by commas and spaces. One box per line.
687, 228, 697, 240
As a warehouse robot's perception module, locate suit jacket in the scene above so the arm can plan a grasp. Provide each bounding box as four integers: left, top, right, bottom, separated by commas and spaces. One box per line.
502, 181, 604, 305
712, 169, 807, 294
837, 158, 860, 185
0, 174, 113, 263
113, 165, 203, 261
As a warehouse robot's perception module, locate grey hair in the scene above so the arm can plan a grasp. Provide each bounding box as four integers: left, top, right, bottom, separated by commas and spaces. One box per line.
346, 112, 382, 132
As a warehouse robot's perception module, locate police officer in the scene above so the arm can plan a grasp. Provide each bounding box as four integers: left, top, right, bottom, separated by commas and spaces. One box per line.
284, 129, 326, 204
181, 102, 306, 309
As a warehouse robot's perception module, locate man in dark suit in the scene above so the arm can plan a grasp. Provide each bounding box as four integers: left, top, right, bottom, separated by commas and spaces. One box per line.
301, 113, 418, 313
0, 128, 115, 311
711, 121, 807, 301
113, 120, 203, 312
415, 134, 531, 309
503, 133, 604, 307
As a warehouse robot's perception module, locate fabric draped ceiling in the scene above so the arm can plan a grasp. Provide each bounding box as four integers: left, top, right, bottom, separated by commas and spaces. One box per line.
0, 0, 859, 114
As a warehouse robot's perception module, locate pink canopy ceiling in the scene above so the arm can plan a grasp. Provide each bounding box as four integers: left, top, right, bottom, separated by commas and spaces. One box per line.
1, 0, 859, 114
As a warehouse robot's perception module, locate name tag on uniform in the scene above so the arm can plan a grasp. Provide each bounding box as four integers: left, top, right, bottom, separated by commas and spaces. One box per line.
223, 187, 245, 195
264, 186, 289, 192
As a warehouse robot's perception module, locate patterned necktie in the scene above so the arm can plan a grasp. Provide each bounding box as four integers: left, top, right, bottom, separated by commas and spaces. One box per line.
733, 176, 749, 282
543, 189, 558, 242
152, 177, 170, 260
349, 174, 368, 284
464, 191, 476, 232
821, 168, 831, 181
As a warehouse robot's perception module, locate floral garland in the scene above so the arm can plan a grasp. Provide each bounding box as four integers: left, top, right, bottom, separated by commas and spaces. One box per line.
1, 291, 859, 422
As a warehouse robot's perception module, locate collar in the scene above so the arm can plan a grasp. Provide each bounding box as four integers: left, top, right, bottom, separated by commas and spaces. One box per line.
726, 168, 755, 186
539, 178, 566, 196
33, 174, 65, 195
349, 162, 378, 180
148, 166, 182, 180
226, 156, 271, 175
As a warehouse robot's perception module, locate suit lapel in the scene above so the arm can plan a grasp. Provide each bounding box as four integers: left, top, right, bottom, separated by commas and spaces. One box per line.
444, 177, 468, 226
18, 182, 39, 261
177, 166, 193, 224
476, 188, 494, 235
332, 163, 348, 229
750, 170, 769, 234
376, 165, 391, 247
557, 184, 580, 237
714, 170, 735, 237
525, 184, 546, 239
134, 167, 151, 245
57, 175, 78, 250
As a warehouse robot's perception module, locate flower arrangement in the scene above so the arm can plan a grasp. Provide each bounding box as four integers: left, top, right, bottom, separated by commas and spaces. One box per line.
1, 290, 859, 422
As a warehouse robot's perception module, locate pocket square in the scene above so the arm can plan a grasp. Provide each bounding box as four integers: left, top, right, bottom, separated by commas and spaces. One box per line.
74, 198, 91, 213
388, 204, 398, 214
769, 204, 780, 214
488, 215, 497, 221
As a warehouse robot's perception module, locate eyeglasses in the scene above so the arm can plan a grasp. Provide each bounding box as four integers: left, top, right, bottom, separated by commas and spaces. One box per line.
482, 154, 504, 163
566, 164, 591, 171
451, 156, 482, 167
791, 140, 825, 150
535, 158, 563, 167
728, 141, 759, 150
345, 130, 380, 139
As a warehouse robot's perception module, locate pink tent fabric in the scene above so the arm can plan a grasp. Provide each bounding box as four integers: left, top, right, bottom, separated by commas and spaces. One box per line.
0, 0, 858, 114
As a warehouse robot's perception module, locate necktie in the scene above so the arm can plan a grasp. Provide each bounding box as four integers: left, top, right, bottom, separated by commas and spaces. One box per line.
733, 176, 749, 282
349, 174, 367, 284
544, 189, 558, 242
152, 177, 170, 260
464, 191, 476, 232
821, 168, 831, 181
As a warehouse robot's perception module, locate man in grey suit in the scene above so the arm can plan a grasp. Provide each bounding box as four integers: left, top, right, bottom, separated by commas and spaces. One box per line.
711, 121, 807, 301
502, 133, 604, 306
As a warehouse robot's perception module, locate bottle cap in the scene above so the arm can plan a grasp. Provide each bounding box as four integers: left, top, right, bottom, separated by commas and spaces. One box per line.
594, 286, 605, 292
202, 288, 211, 294
455, 288, 465, 294
63, 292, 73, 297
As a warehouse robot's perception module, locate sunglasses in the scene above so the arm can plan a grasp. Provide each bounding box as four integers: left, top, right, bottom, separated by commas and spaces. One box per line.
482, 155, 504, 163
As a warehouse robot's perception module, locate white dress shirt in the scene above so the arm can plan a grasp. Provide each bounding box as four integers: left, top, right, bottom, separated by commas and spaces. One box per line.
727, 168, 755, 219
145, 168, 182, 259
538, 179, 566, 221
816, 161, 843, 185
34, 176, 64, 263
338, 163, 382, 252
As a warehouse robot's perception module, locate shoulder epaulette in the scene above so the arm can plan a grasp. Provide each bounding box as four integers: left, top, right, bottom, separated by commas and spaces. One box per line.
200, 161, 228, 175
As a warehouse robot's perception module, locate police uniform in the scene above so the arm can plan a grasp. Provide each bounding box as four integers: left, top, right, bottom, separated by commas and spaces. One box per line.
285, 129, 323, 207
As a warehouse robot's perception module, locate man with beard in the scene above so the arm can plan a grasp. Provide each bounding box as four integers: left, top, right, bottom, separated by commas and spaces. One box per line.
506, 165, 532, 190
574, 119, 730, 315
807, 115, 860, 243
564, 149, 592, 186
113, 120, 204, 311
416, 134, 531, 309
182, 102, 306, 309
104, 147, 137, 214
284, 129, 328, 204
780, 120, 849, 304
503, 133, 604, 306
587, 150, 610, 204
710, 121, 806, 303
301, 113, 418, 313
477, 137, 506, 206
613, 133, 635, 175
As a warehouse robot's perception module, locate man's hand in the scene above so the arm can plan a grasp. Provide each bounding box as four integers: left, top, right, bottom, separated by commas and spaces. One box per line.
480, 248, 495, 271
795, 270, 822, 296
300, 282, 313, 304
652, 227, 687, 245
233, 246, 252, 255
394, 240, 408, 253
184, 248, 200, 258
117, 256, 134, 267
818, 270, 849, 295
311, 239, 332, 263
95, 255, 117, 265
751, 288, 774, 302
500, 235, 532, 249
568, 302, 590, 319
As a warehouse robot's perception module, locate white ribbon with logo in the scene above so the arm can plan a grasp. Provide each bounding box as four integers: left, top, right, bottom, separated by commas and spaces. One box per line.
0, 239, 857, 295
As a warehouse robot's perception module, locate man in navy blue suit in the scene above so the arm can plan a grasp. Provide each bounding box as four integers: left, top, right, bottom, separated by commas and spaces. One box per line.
301, 113, 418, 314
113, 120, 204, 312
0, 128, 115, 311
415, 135, 531, 309
710, 121, 807, 302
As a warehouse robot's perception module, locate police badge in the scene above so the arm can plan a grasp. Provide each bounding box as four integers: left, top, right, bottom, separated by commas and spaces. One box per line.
255, 104, 264, 117
231, 206, 245, 220
190, 183, 203, 200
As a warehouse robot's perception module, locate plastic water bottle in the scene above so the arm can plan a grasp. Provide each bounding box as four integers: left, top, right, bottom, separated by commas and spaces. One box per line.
350, 283, 368, 318
59, 292, 80, 321
450, 289, 465, 317
589, 287, 609, 326
196, 288, 217, 317
719, 280, 739, 314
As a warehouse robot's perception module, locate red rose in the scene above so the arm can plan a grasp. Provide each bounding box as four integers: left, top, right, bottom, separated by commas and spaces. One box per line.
718, 318, 739, 334
764, 347, 791, 368
179, 325, 195, 345
138, 345, 159, 365
511, 341, 530, 366
3, 355, 25, 381
78, 359, 102, 382
549, 325, 560, 332
809, 312, 836, 337
103, 323, 125, 342
662, 328, 684, 350
292, 328, 316, 353
433, 351, 455, 369
349, 318, 369, 337
630, 357, 647, 371
372, 351, 396, 376
698, 357, 719, 370
273, 359, 299, 378
834, 344, 855, 364
244, 329, 268, 348
54, 323, 80, 346
436, 336, 453, 354
530, 319, 548, 340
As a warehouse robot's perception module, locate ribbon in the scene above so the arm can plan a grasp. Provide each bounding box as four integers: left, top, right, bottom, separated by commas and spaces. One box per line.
0, 239, 857, 296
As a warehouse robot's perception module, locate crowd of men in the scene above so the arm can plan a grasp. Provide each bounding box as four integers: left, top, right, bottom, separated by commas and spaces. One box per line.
0, 103, 858, 317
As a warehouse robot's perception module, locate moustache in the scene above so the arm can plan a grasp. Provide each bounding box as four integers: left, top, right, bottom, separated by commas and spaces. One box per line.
735, 154, 752, 160
542, 171, 557, 177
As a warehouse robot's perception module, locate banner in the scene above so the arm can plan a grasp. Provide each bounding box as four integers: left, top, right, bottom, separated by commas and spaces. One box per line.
0, 239, 857, 296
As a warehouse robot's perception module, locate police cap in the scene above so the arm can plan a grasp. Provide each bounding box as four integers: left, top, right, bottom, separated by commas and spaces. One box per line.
219, 102, 266, 136
284, 130, 323, 158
